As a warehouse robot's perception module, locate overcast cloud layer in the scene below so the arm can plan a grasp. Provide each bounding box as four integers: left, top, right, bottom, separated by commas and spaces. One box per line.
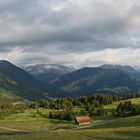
0, 0, 140, 67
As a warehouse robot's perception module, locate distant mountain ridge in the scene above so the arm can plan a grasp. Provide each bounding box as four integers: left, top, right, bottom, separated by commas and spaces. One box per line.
46, 65, 140, 97
18, 63, 140, 97
1, 60, 140, 99
24, 64, 76, 83
99, 64, 140, 81
100, 64, 137, 73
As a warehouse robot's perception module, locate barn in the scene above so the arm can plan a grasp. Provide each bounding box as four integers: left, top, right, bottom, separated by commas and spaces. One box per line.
75, 116, 91, 125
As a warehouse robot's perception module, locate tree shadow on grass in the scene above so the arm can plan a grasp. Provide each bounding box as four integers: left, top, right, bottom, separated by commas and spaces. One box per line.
0, 131, 33, 136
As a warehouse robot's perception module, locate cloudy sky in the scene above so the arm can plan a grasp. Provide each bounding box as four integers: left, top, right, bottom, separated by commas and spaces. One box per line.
0, 0, 140, 67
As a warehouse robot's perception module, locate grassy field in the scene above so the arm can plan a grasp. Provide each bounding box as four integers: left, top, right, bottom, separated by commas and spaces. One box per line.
0, 89, 22, 105
0, 98, 140, 140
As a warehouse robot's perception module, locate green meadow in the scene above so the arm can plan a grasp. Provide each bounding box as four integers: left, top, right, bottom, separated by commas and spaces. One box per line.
0, 98, 140, 140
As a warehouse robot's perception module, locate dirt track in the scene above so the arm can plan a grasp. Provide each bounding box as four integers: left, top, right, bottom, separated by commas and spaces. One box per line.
0, 126, 32, 133
0, 119, 116, 133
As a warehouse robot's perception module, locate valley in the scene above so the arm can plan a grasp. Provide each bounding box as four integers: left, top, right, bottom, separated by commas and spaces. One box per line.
0, 97, 140, 139
1, 60, 140, 99
0, 61, 140, 139
0, 0, 140, 139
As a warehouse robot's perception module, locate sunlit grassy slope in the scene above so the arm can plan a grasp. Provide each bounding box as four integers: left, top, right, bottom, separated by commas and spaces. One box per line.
0, 89, 22, 105
0, 98, 140, 140
0, 115, 140, 140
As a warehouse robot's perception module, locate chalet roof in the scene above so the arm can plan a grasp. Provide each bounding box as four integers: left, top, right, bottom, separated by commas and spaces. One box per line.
75, 116, 91, 124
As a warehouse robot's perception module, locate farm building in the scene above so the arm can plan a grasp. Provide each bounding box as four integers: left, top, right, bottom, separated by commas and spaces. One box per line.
75, 116, 91, 125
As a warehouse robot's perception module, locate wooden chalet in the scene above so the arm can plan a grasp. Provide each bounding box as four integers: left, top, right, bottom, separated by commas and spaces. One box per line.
75, 116, 92, 125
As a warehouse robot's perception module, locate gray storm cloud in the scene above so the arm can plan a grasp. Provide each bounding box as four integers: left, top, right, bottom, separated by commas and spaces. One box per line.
0, 0, 140, 66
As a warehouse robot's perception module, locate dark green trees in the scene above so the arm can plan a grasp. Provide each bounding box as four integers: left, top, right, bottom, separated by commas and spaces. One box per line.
115, 101, 140, 117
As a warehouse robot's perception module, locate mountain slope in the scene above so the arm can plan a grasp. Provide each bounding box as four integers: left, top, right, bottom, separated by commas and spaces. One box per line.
24, 64, 76, 83
47, 67, 140, 97
0, 60, 47, 100
1, 61, 140, 99
100, 64, 140, 81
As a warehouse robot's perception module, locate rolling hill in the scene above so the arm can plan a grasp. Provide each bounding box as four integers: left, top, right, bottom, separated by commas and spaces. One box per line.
0, 97, 140, 140
0, 60, 47, 100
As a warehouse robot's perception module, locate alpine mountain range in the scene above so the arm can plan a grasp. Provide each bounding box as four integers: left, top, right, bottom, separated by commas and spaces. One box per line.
1, 60, 140, 100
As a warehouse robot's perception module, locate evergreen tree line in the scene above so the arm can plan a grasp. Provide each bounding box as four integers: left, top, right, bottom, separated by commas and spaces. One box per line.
48, 100, 105, 121
49, 104, 74, 121
115, 101, 140, 117
0, 103, 27, 119
31, 93, 140, 121
33, 93, 140, 110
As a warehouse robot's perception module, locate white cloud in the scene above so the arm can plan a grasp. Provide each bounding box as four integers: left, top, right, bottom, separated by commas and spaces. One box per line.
0, 47, 27, 64
0, 0, 140, 66
7, 47, 140, 67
